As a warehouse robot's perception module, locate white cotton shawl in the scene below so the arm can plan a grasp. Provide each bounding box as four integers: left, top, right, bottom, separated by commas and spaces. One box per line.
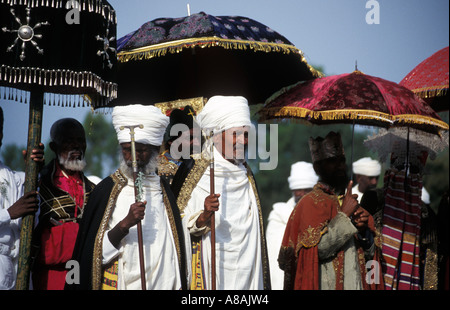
112, 104, 169, 146
184, 147, 264, 290
196, 96, 253, 134
266, 197, 296, 290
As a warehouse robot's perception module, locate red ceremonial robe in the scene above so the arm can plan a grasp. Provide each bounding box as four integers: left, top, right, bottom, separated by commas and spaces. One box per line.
278, 182, 382, 290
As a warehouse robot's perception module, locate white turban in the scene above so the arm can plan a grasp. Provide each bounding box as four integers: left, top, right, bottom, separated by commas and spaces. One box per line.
352, 157, 381, 177
288, 161, 319, 190
112, 104, 169, 146
196, 96, 252, 133
421, 187, 430, 205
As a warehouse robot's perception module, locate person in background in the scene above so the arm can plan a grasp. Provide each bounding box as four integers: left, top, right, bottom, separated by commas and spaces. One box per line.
32, 118, 95, 290
266, 161, 318, 289
0, 106, 43, 290
352, 157, 381, 203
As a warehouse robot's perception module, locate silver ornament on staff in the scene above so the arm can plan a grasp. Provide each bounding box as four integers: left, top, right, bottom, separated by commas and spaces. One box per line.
120, 124, 146, 290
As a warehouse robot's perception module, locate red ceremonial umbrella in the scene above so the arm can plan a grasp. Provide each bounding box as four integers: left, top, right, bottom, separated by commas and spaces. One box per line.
258, 70, 449, 179
259, 70, 448, 134
400, 46, 449, 112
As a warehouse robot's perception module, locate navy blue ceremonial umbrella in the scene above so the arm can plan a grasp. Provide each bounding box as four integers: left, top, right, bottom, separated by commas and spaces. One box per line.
110, 11, 322, 107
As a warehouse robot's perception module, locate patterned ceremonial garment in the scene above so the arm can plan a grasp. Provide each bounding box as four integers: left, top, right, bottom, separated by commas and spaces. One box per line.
279, 182, 382, 290
32, 160, 95, 290
68, 169, 188, 290
381, 168, 422, 290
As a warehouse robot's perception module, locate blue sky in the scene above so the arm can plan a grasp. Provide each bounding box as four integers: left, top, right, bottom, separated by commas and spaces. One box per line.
1, 0, 449, 151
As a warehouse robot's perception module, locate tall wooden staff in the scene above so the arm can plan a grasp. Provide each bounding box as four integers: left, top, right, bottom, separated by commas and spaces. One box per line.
120, 124, 146, 290
209, 130, 216, 290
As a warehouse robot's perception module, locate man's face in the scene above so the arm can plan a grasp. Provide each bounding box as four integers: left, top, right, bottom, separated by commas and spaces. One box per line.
54, 126, 87, 172
292, 188, 313, 203
121, 142, 156, 168
355, 174, 379, 193
215, 126, 249, 164
314, 155, 348, 193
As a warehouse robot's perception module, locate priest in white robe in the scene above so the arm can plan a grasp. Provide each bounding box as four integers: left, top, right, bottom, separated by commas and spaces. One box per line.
173, 96, 271, 290
68, 105, 188, 290
266, 161, 318, 289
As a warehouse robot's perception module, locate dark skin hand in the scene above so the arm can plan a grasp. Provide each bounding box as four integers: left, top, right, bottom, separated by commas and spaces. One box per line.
108, 201, 147, 249
22, 142, 45, 166
341, 180, 370, 232
7, 191, 39, 219
196, 193, 221, 228
6, 143, 44, 219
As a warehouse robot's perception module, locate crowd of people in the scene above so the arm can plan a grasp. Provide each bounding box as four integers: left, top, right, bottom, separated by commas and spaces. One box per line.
0, 96, 448, 290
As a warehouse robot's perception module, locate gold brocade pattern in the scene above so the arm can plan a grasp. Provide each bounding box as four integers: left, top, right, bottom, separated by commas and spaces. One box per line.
246, 165, 272, 290
155, 97, 206, 116
298, 225, 328, 249
176, 158, 210, 215
424, 247, 439, 290
92, 170, 127, 290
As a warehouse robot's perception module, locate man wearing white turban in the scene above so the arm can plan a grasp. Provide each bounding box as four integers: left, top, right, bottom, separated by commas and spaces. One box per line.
68, 105, 188, 290
266, 161, 318, 289
172, 96, 270, 290
352, 157, 381, 203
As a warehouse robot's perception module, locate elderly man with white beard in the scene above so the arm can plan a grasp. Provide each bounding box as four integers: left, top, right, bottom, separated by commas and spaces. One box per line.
32, 118, 96, 290
68, 105, 188, 290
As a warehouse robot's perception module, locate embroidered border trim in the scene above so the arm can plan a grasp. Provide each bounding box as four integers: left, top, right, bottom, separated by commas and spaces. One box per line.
92, 170, 127, 290
176, 158, 209, 215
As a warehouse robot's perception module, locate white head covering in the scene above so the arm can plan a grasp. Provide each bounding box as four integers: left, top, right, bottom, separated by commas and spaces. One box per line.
421, 187, 430, 205
352, 157, 381, 177
288, 161, 319, 190
196, 96, 252, 133
112, 104, 169, 146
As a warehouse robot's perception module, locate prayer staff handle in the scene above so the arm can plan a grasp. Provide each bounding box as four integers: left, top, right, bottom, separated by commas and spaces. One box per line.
120, 124, 146, 290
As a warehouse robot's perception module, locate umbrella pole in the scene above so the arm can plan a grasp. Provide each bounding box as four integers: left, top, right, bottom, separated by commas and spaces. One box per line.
350, 121, 355, 181
16, 88, 44, 290
209, 131, 216, 290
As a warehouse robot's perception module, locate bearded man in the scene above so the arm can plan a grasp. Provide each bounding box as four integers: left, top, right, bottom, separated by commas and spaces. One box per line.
279, 132, 382, 290
32, 118, 95, 290
68, 105, 187, 290
173, 96, 270, 290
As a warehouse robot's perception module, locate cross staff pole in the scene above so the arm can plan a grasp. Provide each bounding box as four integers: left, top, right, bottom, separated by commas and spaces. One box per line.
209, 130, 216, 290
120, 124, 146, 290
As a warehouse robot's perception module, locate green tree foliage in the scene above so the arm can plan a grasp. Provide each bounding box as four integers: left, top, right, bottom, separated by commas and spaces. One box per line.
1, 112, 119, 179
82, 112, 119, 178
250, 121, 380, 224
0, 143, 26, 171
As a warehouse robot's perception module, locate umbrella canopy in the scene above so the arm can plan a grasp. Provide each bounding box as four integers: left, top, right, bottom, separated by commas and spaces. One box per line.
258, 70, 449, 134
0, 0, 117, 289
107, 11, 321, 108
0, 0, 117, 106
400, 46, 449, 112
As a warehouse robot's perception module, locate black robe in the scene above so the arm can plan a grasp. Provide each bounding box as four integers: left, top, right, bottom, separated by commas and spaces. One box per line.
66, 169, 187, 290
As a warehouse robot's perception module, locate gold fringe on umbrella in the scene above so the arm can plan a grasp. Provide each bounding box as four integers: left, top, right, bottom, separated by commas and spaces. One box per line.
117, 36, 323, 78
258, 106, 449, 131
410, 85, 449, 99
